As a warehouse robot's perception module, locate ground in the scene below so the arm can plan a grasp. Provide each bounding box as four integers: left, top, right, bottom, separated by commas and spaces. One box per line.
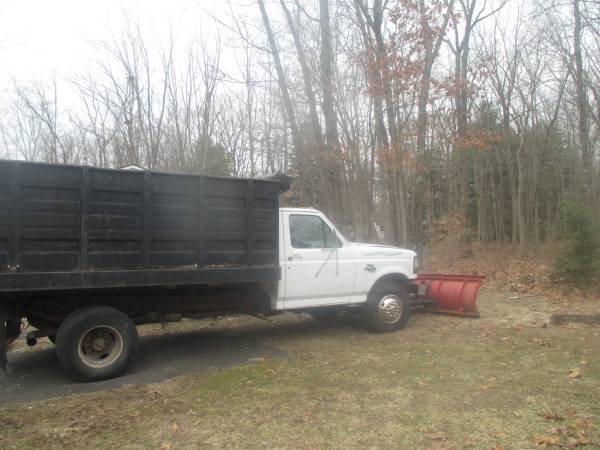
0, 290, 599, 449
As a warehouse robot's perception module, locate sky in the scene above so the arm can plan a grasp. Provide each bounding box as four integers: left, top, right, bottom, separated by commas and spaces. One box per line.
0, 0, 241, 92
0, 0, 524, 106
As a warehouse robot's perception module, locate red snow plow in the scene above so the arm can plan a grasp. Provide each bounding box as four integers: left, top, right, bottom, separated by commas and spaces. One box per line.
409, 273, 485, 317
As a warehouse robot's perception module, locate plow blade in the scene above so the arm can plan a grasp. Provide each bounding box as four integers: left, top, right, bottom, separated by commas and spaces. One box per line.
411, 273, 485, 317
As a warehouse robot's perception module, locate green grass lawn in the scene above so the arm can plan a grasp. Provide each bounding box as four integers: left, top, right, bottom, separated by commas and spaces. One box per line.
1, 293, 599, 449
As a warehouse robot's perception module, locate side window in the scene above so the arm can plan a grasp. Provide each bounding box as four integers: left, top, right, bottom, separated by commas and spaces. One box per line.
290, 215, 328, 249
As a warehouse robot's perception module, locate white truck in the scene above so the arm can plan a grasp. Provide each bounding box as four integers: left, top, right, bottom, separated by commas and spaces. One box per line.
274, 207, 417, 331
1, 161, 477, 382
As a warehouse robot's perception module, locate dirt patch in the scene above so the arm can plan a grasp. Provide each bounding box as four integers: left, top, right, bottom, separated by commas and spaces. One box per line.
1, 292, 599, 449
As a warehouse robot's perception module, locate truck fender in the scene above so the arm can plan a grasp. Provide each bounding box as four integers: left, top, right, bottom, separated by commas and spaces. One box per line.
369, 269, 412, 294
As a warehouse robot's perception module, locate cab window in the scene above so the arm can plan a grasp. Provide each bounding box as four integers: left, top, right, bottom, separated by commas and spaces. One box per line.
290, 215, 338, 249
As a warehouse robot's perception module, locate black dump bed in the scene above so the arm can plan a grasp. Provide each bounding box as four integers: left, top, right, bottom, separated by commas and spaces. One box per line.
0, 160, 281, 293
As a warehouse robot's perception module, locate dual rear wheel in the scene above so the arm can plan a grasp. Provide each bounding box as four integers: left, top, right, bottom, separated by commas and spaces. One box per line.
55, 306, 138, 382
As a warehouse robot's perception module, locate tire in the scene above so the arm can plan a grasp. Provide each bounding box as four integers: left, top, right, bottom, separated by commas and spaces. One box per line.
363, 281, 411, 333
55, 306, 139, 382
309, 308, 340, 321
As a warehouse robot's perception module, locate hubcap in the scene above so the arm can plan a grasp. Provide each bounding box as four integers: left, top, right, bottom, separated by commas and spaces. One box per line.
78, 326, 124, 369
378, 295, 403, 324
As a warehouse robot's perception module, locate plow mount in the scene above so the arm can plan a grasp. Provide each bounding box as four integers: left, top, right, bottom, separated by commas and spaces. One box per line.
409, 273, 485, 318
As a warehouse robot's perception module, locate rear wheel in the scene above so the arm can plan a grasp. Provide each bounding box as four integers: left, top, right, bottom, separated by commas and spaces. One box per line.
363, 281, 411, 333
55, 306, 139, 382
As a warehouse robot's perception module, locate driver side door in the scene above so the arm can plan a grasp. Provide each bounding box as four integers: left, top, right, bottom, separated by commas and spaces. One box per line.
283, 213, 355, 309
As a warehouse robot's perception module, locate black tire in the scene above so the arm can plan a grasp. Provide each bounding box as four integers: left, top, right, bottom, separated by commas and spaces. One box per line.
309, 308, 340, 321
363, 281, 411, 333
55, 306, 139, 382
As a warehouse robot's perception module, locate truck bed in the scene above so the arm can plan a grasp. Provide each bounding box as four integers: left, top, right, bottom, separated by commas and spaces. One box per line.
0, 160, 280, 294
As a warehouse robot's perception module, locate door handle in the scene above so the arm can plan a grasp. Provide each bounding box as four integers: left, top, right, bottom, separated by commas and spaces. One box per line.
364, 264, 376, 273
287, 254, 303, 261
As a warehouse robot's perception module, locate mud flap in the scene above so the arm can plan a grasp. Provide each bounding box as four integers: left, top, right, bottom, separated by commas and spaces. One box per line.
411, 274, 485, 317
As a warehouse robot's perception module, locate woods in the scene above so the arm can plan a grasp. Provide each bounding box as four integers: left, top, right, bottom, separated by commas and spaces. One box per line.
1, 0, 598, 249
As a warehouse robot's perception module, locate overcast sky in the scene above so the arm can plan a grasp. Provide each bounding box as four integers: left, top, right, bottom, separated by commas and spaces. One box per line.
0, 0, 242, 90
0, 0, 526, 105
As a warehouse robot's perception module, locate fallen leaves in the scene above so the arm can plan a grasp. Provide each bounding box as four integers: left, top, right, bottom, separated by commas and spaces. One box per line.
568, 437, 593, 447
543, 411, 565, 421
535, 435, 559, 448
480, 377, 497, 390
567, 418, 589, 434
490, 431, 509, 439
568, 368, 582, 379
423, 242, 599, 302
171, 422, 179, 434
534, 414, 595, 449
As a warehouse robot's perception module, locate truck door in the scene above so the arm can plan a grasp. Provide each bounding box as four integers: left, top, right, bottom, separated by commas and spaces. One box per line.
282, 212, 355, 309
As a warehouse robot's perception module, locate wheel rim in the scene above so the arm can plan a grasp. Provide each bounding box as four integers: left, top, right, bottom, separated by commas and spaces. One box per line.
77, 325, 124, 369
378, 295, 403, 324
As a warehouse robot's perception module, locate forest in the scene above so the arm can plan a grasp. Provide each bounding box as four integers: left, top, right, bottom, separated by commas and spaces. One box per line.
0, 0, 598, 251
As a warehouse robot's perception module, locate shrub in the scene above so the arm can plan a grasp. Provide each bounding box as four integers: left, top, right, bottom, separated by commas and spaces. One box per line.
552, 200, 600, 283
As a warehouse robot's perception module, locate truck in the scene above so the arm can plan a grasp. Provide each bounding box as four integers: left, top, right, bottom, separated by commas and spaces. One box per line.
0, 160, 482, 382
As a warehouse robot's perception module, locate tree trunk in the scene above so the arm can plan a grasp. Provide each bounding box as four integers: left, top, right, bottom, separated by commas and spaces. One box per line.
320, 0, 343, 221
258, 0, 302, 157
573, 0, 591, 199
279, 0, 323, 148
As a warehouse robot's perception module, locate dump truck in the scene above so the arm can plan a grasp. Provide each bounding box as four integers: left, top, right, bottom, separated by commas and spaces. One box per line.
0, 160, 483, 381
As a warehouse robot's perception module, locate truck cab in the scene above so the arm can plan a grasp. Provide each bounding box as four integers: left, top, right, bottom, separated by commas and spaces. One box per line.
275, 208, 417, 331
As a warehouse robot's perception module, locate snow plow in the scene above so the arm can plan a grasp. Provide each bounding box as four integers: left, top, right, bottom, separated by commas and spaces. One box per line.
409, 273, 485, 318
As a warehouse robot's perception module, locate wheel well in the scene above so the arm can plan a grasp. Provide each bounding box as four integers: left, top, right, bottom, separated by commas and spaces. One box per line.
370, 273, 409, 294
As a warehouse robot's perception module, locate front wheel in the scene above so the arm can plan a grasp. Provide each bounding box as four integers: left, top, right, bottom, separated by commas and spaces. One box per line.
55, 306, 139, 382
363, 282, 411, 333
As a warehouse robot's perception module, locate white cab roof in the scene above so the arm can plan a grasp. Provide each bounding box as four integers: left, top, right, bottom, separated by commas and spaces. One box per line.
279, 207, 321, 214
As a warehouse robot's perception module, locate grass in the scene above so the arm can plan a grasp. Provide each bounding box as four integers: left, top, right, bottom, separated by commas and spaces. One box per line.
1, 292, 599, 449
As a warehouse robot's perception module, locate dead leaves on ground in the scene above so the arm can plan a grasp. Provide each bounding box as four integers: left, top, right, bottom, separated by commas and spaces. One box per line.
159, 422, 179, 450
535, 435, 560, 448
568, 368, 582, 379
536, 414, 595, 448
543, 411, 565, 421
479, 377, 497, 390
423, 242, 599, 302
